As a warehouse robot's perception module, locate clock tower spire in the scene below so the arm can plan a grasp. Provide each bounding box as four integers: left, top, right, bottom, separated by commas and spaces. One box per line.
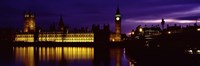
115, 6, 121, 42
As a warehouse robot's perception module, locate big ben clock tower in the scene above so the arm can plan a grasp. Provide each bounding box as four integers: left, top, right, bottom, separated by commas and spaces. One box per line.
115, 7, 121, 42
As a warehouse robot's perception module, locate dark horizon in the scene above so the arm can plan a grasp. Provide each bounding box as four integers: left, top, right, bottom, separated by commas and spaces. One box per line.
0, 0, 200, 33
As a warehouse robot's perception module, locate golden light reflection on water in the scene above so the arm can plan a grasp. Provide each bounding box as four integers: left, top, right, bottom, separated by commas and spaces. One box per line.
14, 47, 133, 66
39, 47, 63, 61
110, 48, 121, 66
63, 47, 94, 60
14, 47, 94, 66
39, 47, 94, 61
14, 47, 35, 66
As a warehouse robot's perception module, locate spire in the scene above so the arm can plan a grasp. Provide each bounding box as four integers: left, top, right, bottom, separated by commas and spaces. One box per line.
59, 16, 64, 31
116, 5, 120, 14
161, 18, 165, 23
161, 18, 165, 30
116, 0, 120, 14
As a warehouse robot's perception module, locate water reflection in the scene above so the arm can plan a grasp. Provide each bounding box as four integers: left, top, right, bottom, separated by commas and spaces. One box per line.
38, 47, 94, 61
13, 47, 130, 66
14, 47, 35, 66
110, 48, 121, 66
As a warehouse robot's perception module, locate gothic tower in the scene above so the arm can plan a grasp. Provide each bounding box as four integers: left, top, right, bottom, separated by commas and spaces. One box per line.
59, 16, 64, 32
115, 7, 121, 41
24, 11, 35, 33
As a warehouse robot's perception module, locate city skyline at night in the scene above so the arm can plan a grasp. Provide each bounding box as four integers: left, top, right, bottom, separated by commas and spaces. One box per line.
1, 1, 200, 66
0, 0, 200, 33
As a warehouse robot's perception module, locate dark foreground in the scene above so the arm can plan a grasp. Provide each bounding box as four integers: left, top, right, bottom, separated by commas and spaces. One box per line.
0, 45, 130, 66
126, 47, 200, 66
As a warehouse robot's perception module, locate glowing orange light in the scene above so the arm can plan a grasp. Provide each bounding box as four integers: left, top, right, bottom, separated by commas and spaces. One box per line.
15, 33, 94, 42
14, 47, 35, 66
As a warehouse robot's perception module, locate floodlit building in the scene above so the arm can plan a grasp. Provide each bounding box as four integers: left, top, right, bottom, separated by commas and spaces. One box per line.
15, 8, 122, 43
15, 32, 94, 42
110, 7, 122, 42
15, 33, 34, 42
24, 11, 35, 33
15, 12, 94, 42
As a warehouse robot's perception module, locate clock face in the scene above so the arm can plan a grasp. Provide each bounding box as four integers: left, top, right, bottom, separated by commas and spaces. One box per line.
116, 17, 120, 21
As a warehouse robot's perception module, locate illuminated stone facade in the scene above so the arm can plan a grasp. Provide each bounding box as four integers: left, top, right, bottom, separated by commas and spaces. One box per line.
15, 9, 123, 43
15, 33, 34, 42
15, 33, 94, 42
24, 11, 35, 32
15, 11, 94, 43
109, 34, 116, 42
110, 7, 121, 42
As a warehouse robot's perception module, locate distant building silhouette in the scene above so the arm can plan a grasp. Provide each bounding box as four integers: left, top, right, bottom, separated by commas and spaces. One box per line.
24, 11, 35, 33
165, 24, 182, 34
143, 25, 161, 40
161, 18, 165, 30
92, 24, 110, 43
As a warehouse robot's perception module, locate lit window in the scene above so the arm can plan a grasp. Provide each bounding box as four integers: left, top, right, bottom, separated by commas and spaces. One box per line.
187, 50, 193, 54
197, 50, 200, 54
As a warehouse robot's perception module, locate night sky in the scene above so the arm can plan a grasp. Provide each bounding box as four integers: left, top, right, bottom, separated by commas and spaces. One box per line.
0, 0, 200, 33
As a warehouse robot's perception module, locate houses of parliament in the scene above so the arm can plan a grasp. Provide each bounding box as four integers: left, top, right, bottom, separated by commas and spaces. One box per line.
15, 7, 122, 42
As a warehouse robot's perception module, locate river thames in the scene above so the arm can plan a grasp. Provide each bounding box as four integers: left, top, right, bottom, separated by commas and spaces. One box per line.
0, 46, 133, 66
